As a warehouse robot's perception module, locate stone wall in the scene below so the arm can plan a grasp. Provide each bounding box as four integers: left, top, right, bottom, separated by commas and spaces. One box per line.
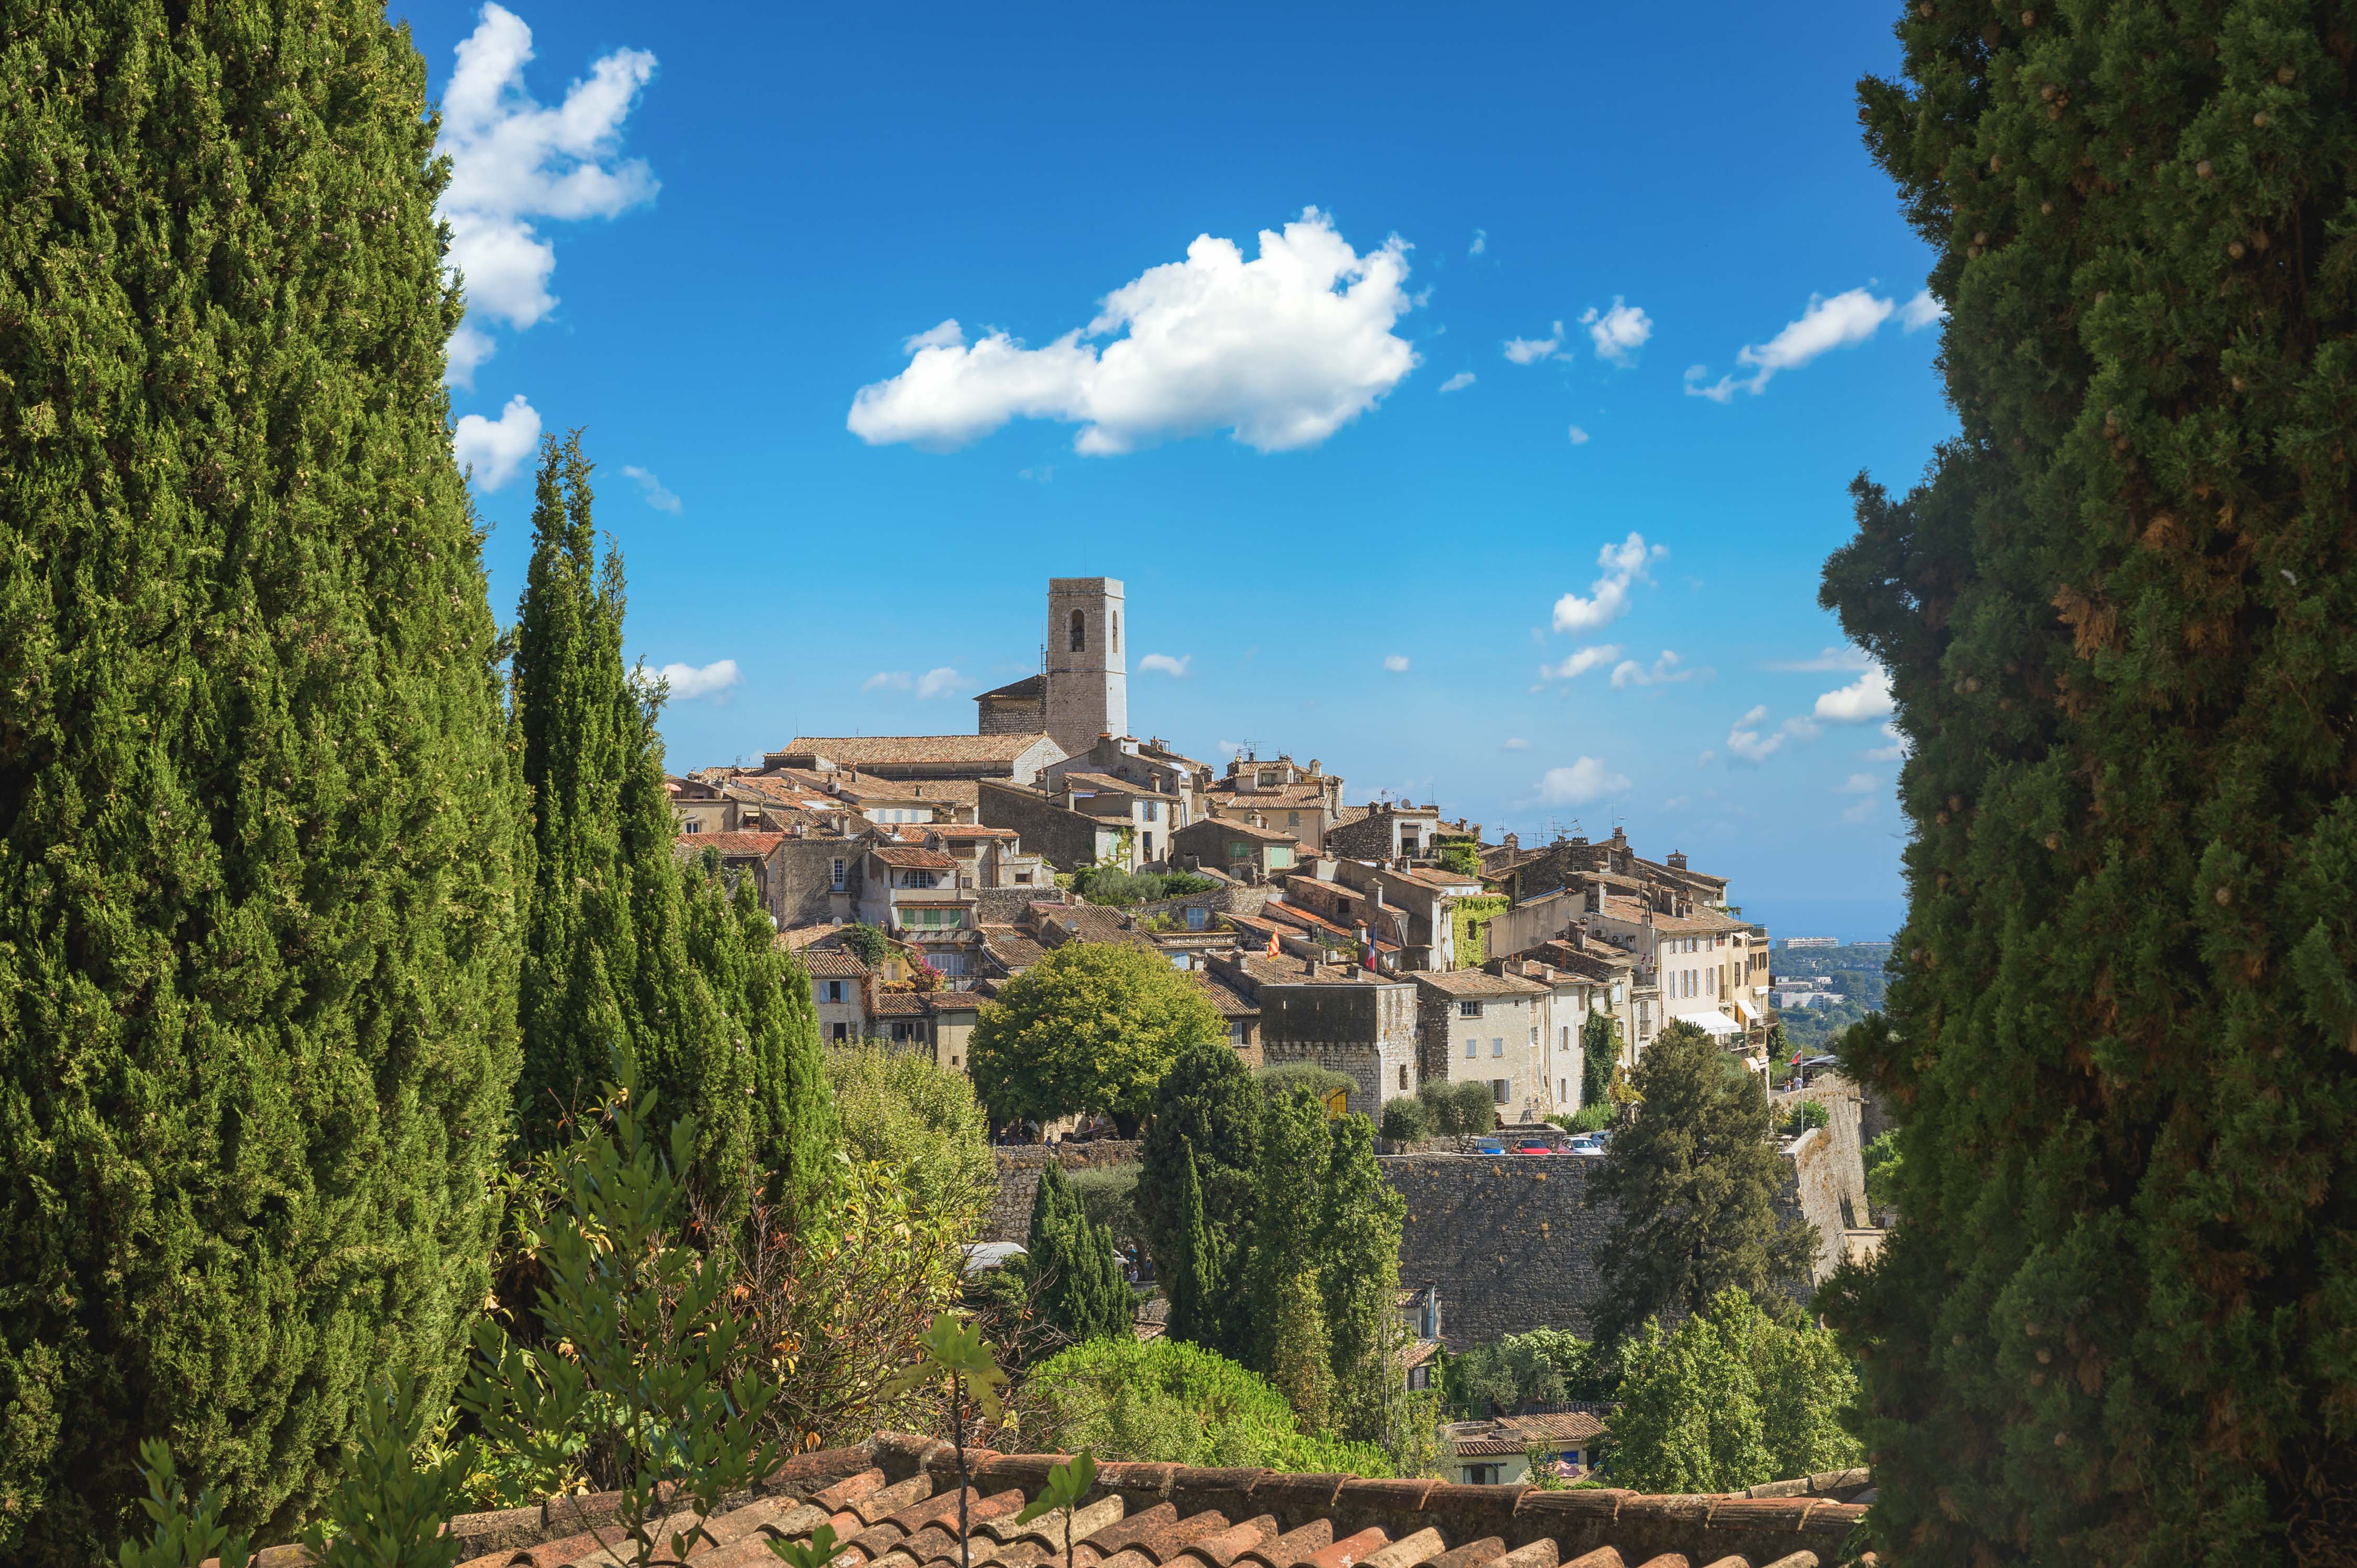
980, 780, 1106, 871
985, 1141, 1142, 1242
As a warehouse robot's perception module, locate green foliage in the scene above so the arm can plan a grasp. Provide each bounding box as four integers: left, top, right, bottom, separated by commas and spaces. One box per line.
971, 943, 1225, 1130
1579, 1011, 1621, 1109
299, 1381, 473, 1568
1780, 1099, 1831, 1138
1315, 1113, 1408, 1442
1605, 1290, 1861, 1495
0, 6, 525, 1549
1588, 1022, 1815, 1349
769, 1523, 843, 1568
1816, 7, 2357, 1558
1070, 866, 1219, 906
825, 1043, 995, 1230
1436, 840, 1483, 878
1563, 1103, 1615, 1134
114, 1444, 251, 1568
1136, 1044, 1261, 1362
1020, 1337, 1394, 1476
1380, 1095, 1430, 1142
1254, 1060, 1355, 1102
459, 1065, 780, 1568
1064, 1163, 1142, 1250
1026, 1165, 1133, 1346
840, 922, 892, 967
1010, 1450, 1098, 1568
1860, 1131, 1902, 1217
1446, 1327, 1610, 1415
1449, 895, 1511, 967
1418, 1077, 1497, 1136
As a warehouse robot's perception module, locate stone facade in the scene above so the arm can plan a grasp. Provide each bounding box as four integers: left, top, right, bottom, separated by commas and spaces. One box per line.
1260, 979, 1419, 1112
985, 1140, 1142, 1243
978, 779, 1124, 871
1045, 577, 1127, 760
975, 673, 1048, 735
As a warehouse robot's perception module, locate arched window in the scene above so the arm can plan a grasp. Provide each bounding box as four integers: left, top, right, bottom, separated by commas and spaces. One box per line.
1070, 609, 1086, 652
1111, 612, 1120, 654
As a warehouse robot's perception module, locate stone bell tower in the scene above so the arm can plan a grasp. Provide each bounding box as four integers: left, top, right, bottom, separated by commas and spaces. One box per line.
1045, 577, 1127, 759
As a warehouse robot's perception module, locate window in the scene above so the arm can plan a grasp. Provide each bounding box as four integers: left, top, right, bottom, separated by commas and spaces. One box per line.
1490, 1079, 1509, 1104
1560, 1078, 1568, 1103
1560, 1026, 1570, 1050
684, 820, 702, 834
1492, 1037, 1504, 1057
1111, 611, 1119, 653
1464, 1039, 1477, 1061
1464, 1465, 1501, 1487
825, 980, 844, 1003
1287, 811, 1299, 826
1143, 801, 1159, 822
1232, 1022, 1248, 1045
1398, 1065, 1409, 1090
1458, 1000, 1483, 1018
1529, 1026, 1539, 1046
1142, 834, 1154, 859
1408, 1364, 1430, 1391
1070, 609, 1086, 651
831, 858, 846, 891
1015, 871, 1032, 884
831, 1023, 848, 1042
1186, 906, 1209, 932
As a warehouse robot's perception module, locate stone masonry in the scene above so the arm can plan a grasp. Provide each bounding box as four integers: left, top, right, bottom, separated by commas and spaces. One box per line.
985, 1140, 1142, 1243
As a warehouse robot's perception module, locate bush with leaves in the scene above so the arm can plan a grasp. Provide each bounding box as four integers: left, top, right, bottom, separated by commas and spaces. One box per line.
1860, 1131, 1902, 1219
1254, 1061, 1356, 1103
1417, 1077, 1497, 1137
826, 1043, 996, 1232
971, 944, 1226, 1132
1380, 1095, 1430, 1143
459, 1065, 780, 1568
1444, 1327, 1610, 1416
1604, 1290, 1861, 1495
1018, 1337, 1395, 1475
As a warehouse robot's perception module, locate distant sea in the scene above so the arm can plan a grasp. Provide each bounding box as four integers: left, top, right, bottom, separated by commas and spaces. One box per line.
1733, 893, 1907, 948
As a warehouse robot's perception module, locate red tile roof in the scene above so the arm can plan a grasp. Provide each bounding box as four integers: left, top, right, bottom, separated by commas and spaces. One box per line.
874, 846, 957, 871
268, 1431, 1872, 1568
870, 991, 929, 1017
779, 734, 1056, 766
926, 991, 985, 1013
674, 831, 785, 858
803, 950, 871, 978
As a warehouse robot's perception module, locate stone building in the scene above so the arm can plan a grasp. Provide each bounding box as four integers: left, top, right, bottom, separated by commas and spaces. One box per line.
972, 577, 1130, 761
1170, 813, 1302, 882
805, 948, 872, 1044
1213, 951, 1419, 1112
765, 732, 1067, 788
1412, 967, 1556, 1123
1205, 752, 1345, 853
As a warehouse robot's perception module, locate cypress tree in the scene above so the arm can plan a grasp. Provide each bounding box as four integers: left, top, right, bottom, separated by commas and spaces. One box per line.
1136, 1041, 1261, 1361
0, 4, 522, 1553
1579, 1010, 1618, 1109
1246, 1085, 1333, 1380
1587, 1022, 1813, 1349
1160, 1145, 1216, 1347
1822, 7, 2357, 1559
1026, 1162, 1129, 1344
1315, 1112, 1407, 1443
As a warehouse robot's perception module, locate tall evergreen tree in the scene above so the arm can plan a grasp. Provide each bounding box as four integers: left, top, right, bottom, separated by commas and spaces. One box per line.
1579, 1010, 1618, 1109
1246, 1086, 1334, 1383
1821, 7, 2357, 1560
0, 4, 522, 1553
1136, 1042, 1261, 1361
1026, 1162, 1129, 1345
1159, 1145, 1216, 1348
510, 438, 830, 1217
1587, 1022, 1814, 1349
1315, 1112, 1406, 1443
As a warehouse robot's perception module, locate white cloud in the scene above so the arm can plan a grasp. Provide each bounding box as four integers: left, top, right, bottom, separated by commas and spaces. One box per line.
1696, 749, 1717, 767
1439, 371, 1477, 394
1541, 644, 1621, 681
904, 320, 965, 353
434, 4, 657, 385
1217, 740, 1246, 758
1835, 772, 1878, 794
1863, 720, 1906, 762
1765, 645, 1874, 673
451, 393, 541, 489
1551, 532, 1664, 633
1504, 322, 1566, 365
1383, 654, 1411, 673
1138, 653, 1191, 677
847, 208, 1418, 455
1537, 757, 1631, 805
652, 659, 739, 700
1567, 424, 1591, 446
1684, 287, 1899, 401
1018, 464, 1054, 483
1900, 289, 1945, 331
621, 464, 680, 513
863, 671, 913, 691
1581, 297, 1653, 365
1469, 229, 1488, 256
1815, 665, 1895, 722
1726, 704, 1820, 764
915, 667, 964, 699
1841, 798, 1878, 824
1502, 737, 1532, 752
1610, 650, 1700, 689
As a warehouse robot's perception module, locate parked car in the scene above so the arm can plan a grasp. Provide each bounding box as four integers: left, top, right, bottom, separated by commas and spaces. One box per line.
1470, 1139, 1506, 1155
1566, 1134, 1607, 1156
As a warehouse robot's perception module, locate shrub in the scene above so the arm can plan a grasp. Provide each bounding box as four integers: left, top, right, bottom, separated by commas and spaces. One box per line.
825, 1044, 995, 1230
1380, 1096, 1429, 1143
1019, 1338, 1394, 1475
1417, 1078, 1497, 1136
1064, 1164, 1142, 1251
1254, 1061, 1356, 1103
1070, 866, 1220, 907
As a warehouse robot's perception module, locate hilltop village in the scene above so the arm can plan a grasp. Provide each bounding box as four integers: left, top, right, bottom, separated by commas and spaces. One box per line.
669, 577, 1782, 1124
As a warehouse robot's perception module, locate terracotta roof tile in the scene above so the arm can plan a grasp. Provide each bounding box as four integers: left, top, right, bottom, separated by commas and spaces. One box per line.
870, 991, 929, 1017
779, 734, 1056, 767
926, 991, 985, 1013
241, 1431, 1877, 1568
804, 950, 872, 978
875, 846, 958, 870
673, 831, 785, 858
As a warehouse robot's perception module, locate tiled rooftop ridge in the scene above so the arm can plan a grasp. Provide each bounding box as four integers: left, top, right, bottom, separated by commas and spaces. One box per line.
208, 1432, 1870, 1568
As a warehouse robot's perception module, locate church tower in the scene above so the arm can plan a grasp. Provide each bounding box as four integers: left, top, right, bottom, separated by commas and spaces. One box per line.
1045, 577, 1127, 759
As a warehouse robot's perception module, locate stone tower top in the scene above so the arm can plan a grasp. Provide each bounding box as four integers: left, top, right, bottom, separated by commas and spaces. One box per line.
1044, 577, 1127, 760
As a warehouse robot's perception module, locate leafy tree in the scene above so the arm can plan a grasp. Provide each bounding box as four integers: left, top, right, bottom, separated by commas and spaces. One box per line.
1026, 1164, 1132, 1346
1136, 1043, 1261, 1362
1418, 1077, 1498, 1136
1380, 1095, 1429, 1142
1816, 7, 2357, 1560
1587, 1022, 1814, 1348
970, 943, 1224, 1132
1580, 1011, 1620, 1110
1860, 1130, 1901, 1218
1514, 1326, 1612, 1403
1019, 1337, 1394, 1475
825, 1042, 995, 1230
1436, 840, 1483, 878
839, 922, 891, 967
1315, 1113, 1407, 1443
1246, 1087, 1336, 1411
1260, 1273, 1336, 1436
1065, 1162, 1142, 1250
1604, 1290, 1861, 1494
0, 6, 524, 1551
1445, 1327, 1609, 1416
1255, 1060, 1356, 1103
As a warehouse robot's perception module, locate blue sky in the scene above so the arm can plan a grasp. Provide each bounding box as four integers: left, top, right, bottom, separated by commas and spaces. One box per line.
409, 0, 1950, 943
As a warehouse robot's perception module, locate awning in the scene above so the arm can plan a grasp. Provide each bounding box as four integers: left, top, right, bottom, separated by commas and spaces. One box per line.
1733, 997, 1759, 1026
1683, 1009, 1742, 1037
